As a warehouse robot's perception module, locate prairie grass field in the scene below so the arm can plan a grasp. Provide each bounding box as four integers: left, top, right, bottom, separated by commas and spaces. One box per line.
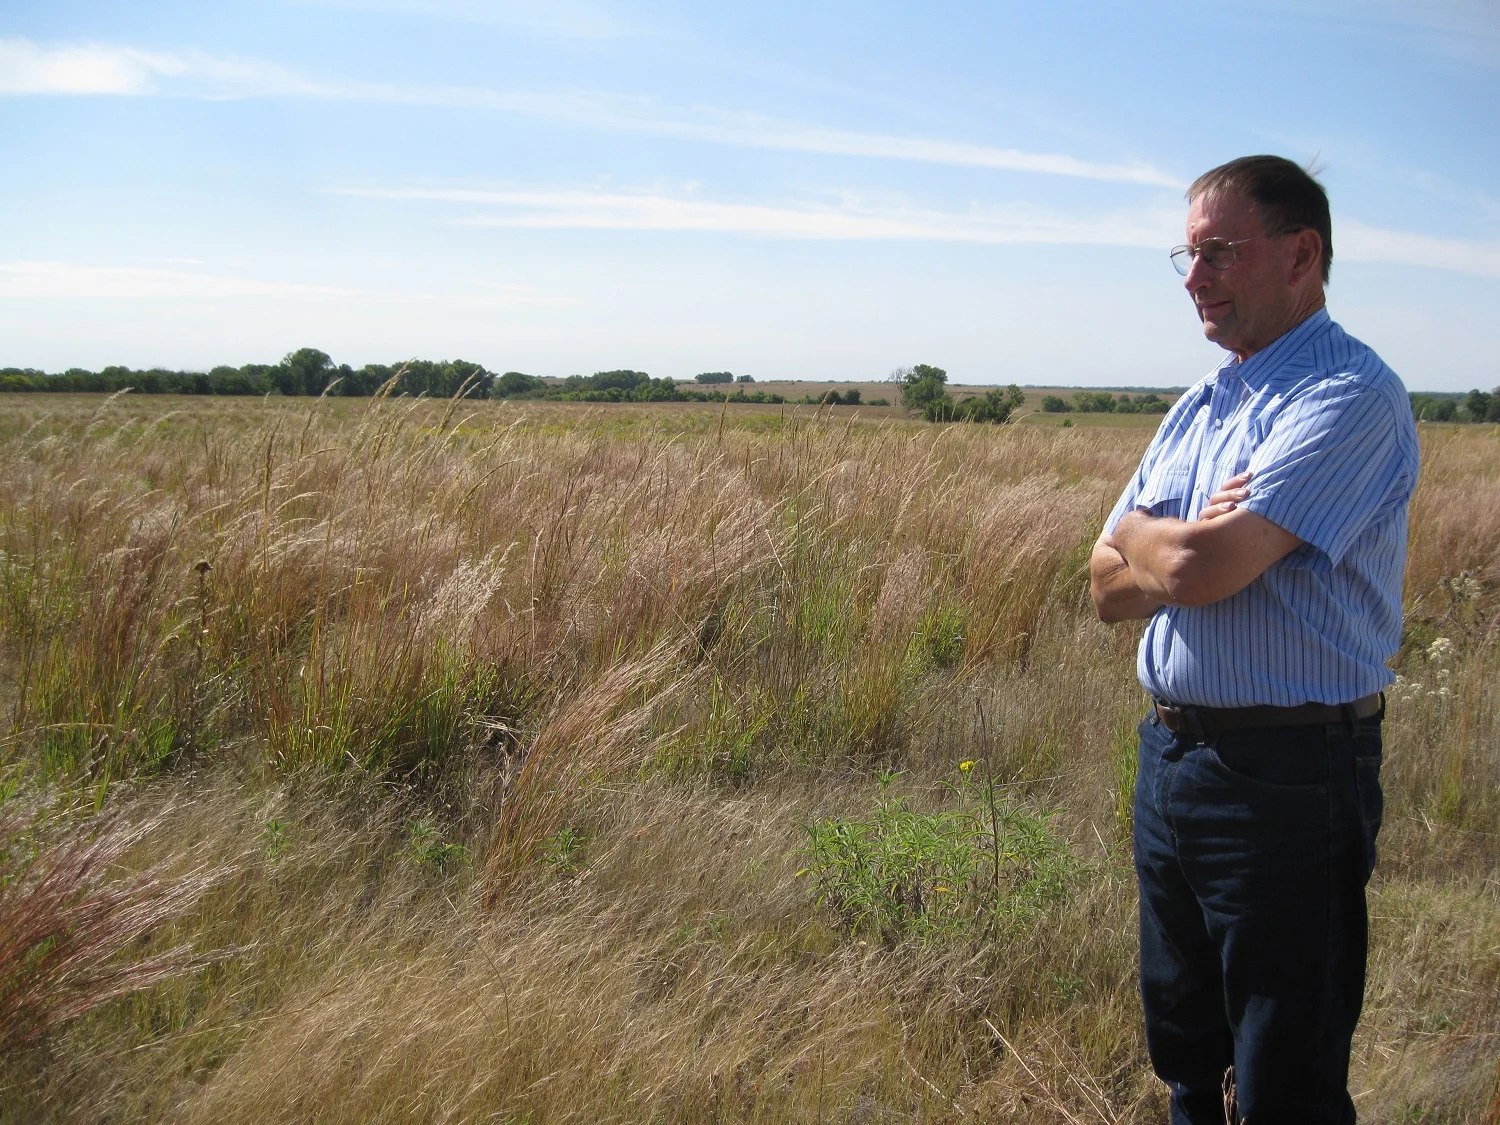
0, 392, 1496, 1123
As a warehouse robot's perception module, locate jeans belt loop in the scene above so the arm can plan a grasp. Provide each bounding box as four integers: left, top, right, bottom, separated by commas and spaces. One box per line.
1180, 705, 1207, 740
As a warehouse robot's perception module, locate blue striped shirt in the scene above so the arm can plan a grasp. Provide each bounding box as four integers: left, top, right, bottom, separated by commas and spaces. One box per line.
1104, 308, 1420, 707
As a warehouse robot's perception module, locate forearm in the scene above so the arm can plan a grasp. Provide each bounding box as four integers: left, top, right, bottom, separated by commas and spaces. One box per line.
1112, 511, 1199, 605
1089, 536, 1163, 622
1111, 507, 1298, 608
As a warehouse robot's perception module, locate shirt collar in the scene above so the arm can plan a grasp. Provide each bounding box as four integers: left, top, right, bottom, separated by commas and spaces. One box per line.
1213, 307, 1333, 390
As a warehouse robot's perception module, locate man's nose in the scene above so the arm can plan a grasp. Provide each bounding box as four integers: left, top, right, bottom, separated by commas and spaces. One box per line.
1182, 251, 1214, 294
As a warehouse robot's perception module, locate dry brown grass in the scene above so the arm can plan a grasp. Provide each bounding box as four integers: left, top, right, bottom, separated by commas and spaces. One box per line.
0, 394, 1495, 1123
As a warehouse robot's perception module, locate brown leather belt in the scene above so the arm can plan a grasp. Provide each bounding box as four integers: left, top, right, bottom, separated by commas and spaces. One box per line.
1154, 693, 1383, 738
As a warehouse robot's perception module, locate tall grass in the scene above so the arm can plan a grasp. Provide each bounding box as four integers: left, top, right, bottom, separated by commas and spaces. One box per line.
0, 395, 1495, 1123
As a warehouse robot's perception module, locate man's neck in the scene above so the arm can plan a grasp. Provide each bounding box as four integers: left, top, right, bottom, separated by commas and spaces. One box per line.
1233, 291, 1327, 362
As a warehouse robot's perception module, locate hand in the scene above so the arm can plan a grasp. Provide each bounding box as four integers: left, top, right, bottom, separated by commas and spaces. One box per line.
1197, 470, 1252, 522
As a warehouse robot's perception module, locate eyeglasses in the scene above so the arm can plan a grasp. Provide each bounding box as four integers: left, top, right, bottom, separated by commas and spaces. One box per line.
1169, 235, 1266, 276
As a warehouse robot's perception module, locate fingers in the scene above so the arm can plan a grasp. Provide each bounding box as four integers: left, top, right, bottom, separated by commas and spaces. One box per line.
1197, 501, 1237, 521
1205, 485, 1250, 508
1205, 470, 1252, 511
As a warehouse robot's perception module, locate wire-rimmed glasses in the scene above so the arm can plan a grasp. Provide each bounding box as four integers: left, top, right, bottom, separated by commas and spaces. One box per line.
1170, 235, 1266, 276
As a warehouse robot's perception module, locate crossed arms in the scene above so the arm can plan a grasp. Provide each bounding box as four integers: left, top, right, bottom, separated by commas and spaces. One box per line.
1089, 471, 1303, 623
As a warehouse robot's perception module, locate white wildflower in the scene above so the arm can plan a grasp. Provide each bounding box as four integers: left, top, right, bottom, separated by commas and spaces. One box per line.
1388, 676, 1423, 704
1426, 636, 1454, 665
1444, 571, 1482, 603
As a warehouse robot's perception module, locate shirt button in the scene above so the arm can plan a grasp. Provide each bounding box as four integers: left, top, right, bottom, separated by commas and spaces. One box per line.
1214, 418, 1223, 428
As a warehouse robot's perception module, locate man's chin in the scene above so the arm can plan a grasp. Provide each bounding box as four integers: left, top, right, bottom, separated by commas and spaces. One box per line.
1201, 320, 1234, 349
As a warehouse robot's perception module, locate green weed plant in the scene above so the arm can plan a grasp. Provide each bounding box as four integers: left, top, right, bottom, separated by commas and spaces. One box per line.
799, 761, 1077, 947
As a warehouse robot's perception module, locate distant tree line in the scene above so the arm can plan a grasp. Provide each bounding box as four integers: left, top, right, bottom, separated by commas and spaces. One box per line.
0, 348, 493, 399
501, 370, 793, 404
0, 352, 779, 405
1409, 388, 1500, 423
0, 352, 919, 409
896, 365, 1024, 424
1041, 391, 1169, 415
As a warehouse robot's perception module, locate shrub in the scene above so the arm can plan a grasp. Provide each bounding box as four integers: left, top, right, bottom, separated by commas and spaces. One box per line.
799, 763, 1078, 946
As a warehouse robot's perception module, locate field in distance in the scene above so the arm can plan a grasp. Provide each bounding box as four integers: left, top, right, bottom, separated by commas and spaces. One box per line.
674, 381, 1182, 426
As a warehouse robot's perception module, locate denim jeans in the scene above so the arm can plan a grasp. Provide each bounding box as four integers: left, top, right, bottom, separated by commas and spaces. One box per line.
1133, 710, 1384, 1124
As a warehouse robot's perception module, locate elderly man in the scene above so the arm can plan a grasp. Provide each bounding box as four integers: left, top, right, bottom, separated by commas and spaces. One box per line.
1090, 155, 1418, 1123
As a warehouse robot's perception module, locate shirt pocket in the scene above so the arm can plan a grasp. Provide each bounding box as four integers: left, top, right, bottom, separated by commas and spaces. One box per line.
1135, 466, 1191, 519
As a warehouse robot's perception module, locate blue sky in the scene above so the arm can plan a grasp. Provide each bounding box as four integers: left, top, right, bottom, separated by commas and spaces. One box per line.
2, 1, 1497, 389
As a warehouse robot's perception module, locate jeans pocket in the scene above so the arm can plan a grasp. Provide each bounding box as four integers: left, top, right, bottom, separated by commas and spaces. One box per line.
1207, 725, 1331, 792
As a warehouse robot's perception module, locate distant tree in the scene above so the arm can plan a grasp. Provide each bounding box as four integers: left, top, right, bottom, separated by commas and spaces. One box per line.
1135, 393, 1169, 413
1041, 395, 1071, 413
208, 366, 266, 395
695, 371, 734, 384
492, 371, 545, 398
279, 348, 334, 396
1410, 394, 1457, 422
842, 387, 861, 405
590, 370, 652, 392
901, 364, 950, 414
1072, 391, 1117, 413
735, 373, 755, 383
1463, 387, 1500, 422
951, 385, 1024, 424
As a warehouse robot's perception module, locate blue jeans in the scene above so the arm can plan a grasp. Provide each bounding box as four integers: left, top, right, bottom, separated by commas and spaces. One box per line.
1133, 710, 1383, 1123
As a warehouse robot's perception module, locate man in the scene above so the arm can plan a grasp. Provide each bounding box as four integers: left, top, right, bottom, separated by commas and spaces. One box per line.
1090, 155, 1418, 1123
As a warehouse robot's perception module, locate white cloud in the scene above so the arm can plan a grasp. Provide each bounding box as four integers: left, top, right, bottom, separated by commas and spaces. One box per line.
0, 37, 1179, 187
585, 112, 1184, 187
0, 37, 337, 98
299, 0, 630, 39
1339, 220, 1500, 280
0, 37, 166, 95
0, 261, 553, 303
344, 186, 1183, 246
340, 187, 1500, 279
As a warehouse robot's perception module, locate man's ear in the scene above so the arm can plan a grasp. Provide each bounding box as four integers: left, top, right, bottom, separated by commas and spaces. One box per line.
1289, 229, 1323, 285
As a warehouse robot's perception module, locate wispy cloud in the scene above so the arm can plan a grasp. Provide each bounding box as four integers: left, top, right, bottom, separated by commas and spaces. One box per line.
297, 0, 631, 40
0, 37, 330, 97
0, 260, 555, 303
1339, 221, 1500, 280
0, 37, 1179, 187
341, 186, 1500, 279
597, 114, 1182, 187
343, 186, 1182, 246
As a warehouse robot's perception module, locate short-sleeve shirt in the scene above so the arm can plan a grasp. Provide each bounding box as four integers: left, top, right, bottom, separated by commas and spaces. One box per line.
1104, 308, 1419, 707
